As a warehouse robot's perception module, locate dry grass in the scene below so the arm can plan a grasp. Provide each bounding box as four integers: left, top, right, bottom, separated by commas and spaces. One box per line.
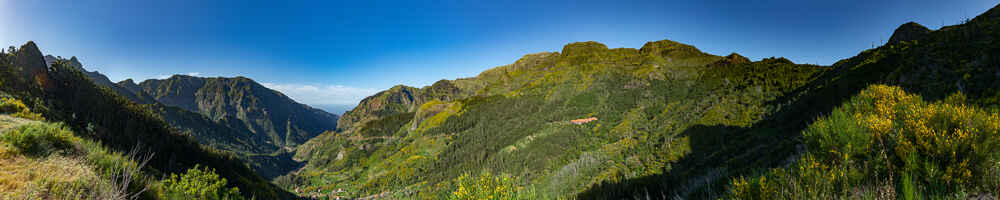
0, 145, 98, 199
0, 114, 32, 133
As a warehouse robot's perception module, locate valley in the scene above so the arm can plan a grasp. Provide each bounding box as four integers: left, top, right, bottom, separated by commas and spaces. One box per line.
1, 2, 999, 200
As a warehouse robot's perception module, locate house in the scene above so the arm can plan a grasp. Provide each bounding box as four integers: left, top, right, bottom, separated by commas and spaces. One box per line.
570, 117, 597, 124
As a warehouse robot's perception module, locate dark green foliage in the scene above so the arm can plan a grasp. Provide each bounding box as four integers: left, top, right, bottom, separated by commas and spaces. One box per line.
0, 122, 72, 155
160, 165, 245, 200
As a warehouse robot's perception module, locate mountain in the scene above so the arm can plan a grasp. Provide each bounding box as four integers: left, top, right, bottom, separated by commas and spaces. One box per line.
37, 56, 337, 178
40, 57, 277, 153
285, 4, 1000, 199
0, 42, 295, 199
135, 75, 339, 147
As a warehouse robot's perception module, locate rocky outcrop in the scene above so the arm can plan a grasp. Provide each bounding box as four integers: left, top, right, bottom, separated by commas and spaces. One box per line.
708, 53, 751, 67
14, 41, 47, 78
887, 22, 931, 45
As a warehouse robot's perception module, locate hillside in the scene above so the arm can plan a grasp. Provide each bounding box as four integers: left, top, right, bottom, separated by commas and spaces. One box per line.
285, 4, 1000, 199
41, 56, 274, 154
136, 75, 339, 147
0, 42, 295, 199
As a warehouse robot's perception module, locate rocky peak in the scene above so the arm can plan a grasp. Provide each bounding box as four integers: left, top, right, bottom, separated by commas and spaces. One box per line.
708, 53, 751, 67
14, 41, 48, 76
887, 22, 931, 45
117, 78, 143, 93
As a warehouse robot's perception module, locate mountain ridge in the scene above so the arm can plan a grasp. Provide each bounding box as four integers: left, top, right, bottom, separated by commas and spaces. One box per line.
285, 4, 1000, 199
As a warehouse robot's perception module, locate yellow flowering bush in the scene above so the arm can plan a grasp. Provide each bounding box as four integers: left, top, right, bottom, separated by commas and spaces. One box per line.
727, 85, 1000, 199
0, 97, 43, 120
450, 171, 522, 200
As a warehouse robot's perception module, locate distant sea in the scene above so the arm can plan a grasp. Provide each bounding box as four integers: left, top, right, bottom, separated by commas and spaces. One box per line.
313, 104, 355, 116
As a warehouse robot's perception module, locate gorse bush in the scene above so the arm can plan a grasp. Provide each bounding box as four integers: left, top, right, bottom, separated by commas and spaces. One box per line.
160, 165, 244, 200
0, 122, 72, 155
450, 171, 528, 200
0, 97, 43, 120
728, 85, 1000, 199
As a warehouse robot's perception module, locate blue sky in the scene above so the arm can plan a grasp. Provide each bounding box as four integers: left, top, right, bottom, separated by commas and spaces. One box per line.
1, 0, 996, 113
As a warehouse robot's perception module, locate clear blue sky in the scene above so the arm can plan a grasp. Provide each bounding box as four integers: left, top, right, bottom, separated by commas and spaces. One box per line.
1, 0, 996, 112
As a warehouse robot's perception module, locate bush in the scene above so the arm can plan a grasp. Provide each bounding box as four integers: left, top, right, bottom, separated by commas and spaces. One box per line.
450, 171, 529, 200
0, 97, 43, 120
727, 85, 1000, 199
0, 122, 72, 155
159, 165, 244, 200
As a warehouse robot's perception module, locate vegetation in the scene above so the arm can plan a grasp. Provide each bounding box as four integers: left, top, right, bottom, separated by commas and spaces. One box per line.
449, 171, 534, 200
727, 85, 1000, 199
0, 97, 43, 120
160, 165, 244, 200
1, 120, 71, 155
0, 118, 152, 199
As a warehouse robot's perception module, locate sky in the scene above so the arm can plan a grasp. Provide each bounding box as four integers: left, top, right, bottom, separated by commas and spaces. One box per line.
1, 0, 996, 114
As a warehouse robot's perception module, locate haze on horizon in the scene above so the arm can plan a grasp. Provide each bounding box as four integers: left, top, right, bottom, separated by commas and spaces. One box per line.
0, 0, 993, 114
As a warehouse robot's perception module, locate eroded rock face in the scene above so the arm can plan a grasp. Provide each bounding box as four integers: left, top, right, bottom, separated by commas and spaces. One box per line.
888, 22, 931, 45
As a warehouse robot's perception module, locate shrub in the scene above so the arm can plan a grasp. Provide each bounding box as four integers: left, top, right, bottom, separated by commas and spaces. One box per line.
726, 85, 1000, 199
159, 165, 244, 200
450, 171, 525, 200
0, 122, 72, 155
0, 97, 43, 120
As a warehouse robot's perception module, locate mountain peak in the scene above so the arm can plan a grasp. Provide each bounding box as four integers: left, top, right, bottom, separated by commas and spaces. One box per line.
14, 41, 48, 79
708, 53, 752, 67
639, 39, 706, 58
561, 41, 609, 56
725, 53, 750, 63
887, 22, 931, 44
118, 78, 138, 86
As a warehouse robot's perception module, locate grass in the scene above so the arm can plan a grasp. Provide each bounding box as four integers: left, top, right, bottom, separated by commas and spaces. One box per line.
0, 109, 152, 199
0, 145, 98, 199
